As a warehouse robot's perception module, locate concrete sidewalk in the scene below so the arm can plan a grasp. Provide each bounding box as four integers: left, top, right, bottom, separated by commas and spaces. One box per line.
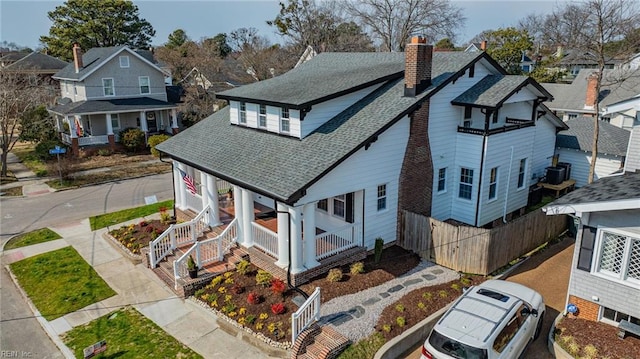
3, 217, 281, 359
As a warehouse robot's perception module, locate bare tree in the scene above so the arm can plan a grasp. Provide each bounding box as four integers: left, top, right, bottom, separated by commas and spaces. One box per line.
229, 28, 297, 81
0, 70, 50, 177
545, 0, 640, 184
342, 0, 465, 51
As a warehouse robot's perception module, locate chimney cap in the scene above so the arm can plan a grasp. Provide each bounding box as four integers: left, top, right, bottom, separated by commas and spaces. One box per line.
410, 36, 427, 44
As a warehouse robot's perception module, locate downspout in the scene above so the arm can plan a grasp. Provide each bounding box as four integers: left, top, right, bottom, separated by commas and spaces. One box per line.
275, 200, 309, 300
159, 152, 177, 220
474, 135, 488, 227
503, 146, 514, 223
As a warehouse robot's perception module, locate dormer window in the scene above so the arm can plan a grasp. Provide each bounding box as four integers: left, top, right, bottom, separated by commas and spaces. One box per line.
239, 102, 246, 124
259, 104, 267, 128
119, 56, 129, 68
139, 76, 150, 94
102, 78, 114, 96
280, 108, 290, 133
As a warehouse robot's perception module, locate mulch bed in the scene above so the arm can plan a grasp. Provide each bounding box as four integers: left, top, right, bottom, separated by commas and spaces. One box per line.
375, 274, 486, 341
108, 219, 170, 254
555, 317, 640, 358
300, 245, 422, 304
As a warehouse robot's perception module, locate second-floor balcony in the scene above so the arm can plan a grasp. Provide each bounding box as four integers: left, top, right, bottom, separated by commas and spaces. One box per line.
457, 117, 535, 136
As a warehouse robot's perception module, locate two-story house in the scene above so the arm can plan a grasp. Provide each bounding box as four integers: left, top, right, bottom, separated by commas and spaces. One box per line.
49, 44, 178, 155
155, 37, 567, 285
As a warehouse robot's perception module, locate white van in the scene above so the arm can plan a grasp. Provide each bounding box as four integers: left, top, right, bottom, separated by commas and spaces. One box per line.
420, 280, 545, 359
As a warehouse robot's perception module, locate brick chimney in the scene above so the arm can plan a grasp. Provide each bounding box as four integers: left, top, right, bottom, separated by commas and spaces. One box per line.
480, 40, 487, 51
404, 36, 433, 97
73, 43, 83, 73
585, 72, 599, 109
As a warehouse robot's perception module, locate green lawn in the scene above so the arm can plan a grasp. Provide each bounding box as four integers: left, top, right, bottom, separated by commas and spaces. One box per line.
63, 307, 202, 359
89, 200, 174, 230
4, 228, 62, 250
9, 246, 116, 320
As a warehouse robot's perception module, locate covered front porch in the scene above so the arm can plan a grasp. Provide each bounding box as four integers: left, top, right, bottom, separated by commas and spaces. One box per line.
170, 163, 366, 286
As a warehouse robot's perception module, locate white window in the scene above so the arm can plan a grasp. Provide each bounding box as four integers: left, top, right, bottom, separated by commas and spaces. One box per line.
239, 102, 246, 124
281, 108, 290, 132
597, 230, 640, 284
139, 76, 150, 94
102, 78, 114, 96
459, 167, 473, 200
317, 199, 328, 212
377, 184, 387, 211
110, 114, 120, 130
517, 158, 527, 189
437, 168, 447, 192
568, 113, 578, 120
488, 167, 498, 200
333, 194, 345, 219
259, 104, 267, 128
119, 56, 129, 68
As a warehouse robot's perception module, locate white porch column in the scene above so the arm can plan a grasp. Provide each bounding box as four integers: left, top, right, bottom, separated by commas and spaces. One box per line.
241, 187, 254, 247
171, 109, 178, 131
206, 174, 221, 226
106, 113, 113, 135
200, 171, 209, 213
303, 202, 320, 268
69, 115, 77, 138
233, 185, 244, 246
140, 111, 148, 132
176, 162, 187, 210
173, 164, 184, 211
289, 205, 304, 274
275, 202, 290, 268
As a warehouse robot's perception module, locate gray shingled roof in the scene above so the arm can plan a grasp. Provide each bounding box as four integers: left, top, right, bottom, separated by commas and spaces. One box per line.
543, 68, 640, 112
157, 52, 485, 203
556, 117, 630, 157
548, 171, 640, 207
4, 52, 67, 71
49, 97, 176, 116
452, 75, 547, 108
216, 52, 411, 108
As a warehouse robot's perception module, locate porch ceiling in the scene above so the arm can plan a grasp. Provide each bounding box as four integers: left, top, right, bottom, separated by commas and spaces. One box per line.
49, 97, 177, 116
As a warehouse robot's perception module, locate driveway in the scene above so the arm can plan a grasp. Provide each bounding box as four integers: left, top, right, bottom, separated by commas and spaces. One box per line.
403, 236, 575, 358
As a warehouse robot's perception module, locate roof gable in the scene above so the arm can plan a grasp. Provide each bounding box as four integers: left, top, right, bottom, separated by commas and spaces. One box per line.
5, 52, 67, 71
452, 75, 552, 108
556, 117, 631, 156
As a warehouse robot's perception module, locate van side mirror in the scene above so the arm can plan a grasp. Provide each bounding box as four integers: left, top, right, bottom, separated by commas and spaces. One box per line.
521, 307, 538, 317
531, 309, 539, 317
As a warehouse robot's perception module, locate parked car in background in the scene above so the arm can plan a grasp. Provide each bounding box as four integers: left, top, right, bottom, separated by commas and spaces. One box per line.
421, 280, 545, 359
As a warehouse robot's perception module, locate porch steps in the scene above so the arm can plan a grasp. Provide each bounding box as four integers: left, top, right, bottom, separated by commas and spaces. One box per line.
291, 323, 350, 359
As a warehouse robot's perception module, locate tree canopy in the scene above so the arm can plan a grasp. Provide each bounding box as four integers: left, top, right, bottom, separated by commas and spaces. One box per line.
40, 0, 155, 61
166, 29, 189, 49
484, 27, 533, 74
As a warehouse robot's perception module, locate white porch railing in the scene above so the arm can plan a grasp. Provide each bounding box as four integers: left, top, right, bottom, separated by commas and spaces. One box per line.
173, 218, 238, 288
148, 205, 211, 268
61, 133, 71, 145
291, 287, 321, 343
78, 135, 109, 146
216, 179, 233, 194
315, 222, 361, 260
251, 222, 278, 257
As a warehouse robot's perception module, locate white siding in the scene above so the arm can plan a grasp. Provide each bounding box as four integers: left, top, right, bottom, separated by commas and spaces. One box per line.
229, 101, 239, 124
289, 109, 301, 137
299, 115, 410, 249
477, 128, 536, 226
625, 124, 640, 172
301, 84, 384, 138
429, 62, 493, 223
245, 103, 258, 128
228, 102, 302, 137
555, 148, 624, 187
502, 87, 537, 104
531, 115, 558, 182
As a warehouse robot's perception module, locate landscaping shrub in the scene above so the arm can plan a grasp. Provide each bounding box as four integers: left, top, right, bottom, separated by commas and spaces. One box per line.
246, 292, 262, 305
374, 237, 384, 263
236, 259, 251, 275
35, 139, 64, 160
148, 134, 170, 157
119, 128, 146, 153
350, 261, 365, 275
326, 268, 343, 282
255, 269, 272, 286
270, 303, 286, 315
270, 278, 286, 296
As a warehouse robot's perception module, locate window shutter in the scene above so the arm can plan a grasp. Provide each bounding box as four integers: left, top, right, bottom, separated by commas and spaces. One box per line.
577, 226, 596, 271
346, 192, 354, 223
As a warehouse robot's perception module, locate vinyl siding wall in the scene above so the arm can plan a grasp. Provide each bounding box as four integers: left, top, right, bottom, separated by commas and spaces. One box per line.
299, 115, 410, 249
625, 124, 640, 172
531, 115, 558, 182
554, 148, 623, 187
82, 52, 167, 101
228, 100, 302, 137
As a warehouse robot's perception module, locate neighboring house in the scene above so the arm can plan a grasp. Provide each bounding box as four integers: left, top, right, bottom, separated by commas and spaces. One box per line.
48, 44, 178, 155
464, 41, 486, 53
617, 52, 640, 71
520, 53, 535, 73
1, 51, 68, 98
555, 118, 630, 187
156, 36, 567, 285
543, 171, 640, 328
550, 47, 617, 78
602, 94, 640, 131
0, 51, 28, 68
543, 68, 640, 130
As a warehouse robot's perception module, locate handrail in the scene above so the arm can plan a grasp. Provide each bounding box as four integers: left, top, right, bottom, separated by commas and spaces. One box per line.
291, 287, 321, 343
173, 218, 238, 289
251, 222, 278, 257
148, 205, 211, 268
315, 222, 360, 260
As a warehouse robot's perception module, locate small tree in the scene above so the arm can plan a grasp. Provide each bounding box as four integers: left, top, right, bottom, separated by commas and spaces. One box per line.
147, 134, 170, 157
119, 128, 146, 153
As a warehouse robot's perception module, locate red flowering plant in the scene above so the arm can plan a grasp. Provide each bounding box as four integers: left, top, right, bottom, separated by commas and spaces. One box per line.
270, 278, 286, 296
271, 302, 286, 315
246, 292, 262, 305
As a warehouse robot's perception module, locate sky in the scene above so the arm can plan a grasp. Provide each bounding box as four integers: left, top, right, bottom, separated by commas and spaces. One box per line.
0, 0, 566, 51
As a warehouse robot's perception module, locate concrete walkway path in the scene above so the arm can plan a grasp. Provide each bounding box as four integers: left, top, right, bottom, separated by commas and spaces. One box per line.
3, 217, 281, 359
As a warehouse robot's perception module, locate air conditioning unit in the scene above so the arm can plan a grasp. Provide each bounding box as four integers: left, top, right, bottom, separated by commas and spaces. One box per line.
545, 166, 566, 185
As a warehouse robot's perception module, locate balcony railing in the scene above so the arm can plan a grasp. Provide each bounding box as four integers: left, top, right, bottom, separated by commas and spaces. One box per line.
252, 222, 278, 257
457, 120, 535, 136
315, 222, 361, 260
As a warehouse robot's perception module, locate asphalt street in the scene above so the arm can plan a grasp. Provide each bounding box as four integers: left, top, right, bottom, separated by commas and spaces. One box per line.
1, 173, 173, 358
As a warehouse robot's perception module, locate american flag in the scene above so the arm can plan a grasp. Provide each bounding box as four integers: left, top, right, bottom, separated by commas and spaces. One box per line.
179, 169, 197, 195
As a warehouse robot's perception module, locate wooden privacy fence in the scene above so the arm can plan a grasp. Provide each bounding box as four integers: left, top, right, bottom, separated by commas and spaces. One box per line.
398, 209, 567, 275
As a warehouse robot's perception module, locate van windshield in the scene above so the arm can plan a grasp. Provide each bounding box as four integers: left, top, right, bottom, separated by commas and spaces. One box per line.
428, 330, 488, 359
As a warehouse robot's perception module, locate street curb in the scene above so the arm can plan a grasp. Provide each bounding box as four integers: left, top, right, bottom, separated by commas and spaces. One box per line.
4, 264, 76, 359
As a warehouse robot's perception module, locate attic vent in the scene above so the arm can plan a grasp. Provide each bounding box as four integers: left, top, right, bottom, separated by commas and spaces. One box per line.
477, 289, 509, 302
